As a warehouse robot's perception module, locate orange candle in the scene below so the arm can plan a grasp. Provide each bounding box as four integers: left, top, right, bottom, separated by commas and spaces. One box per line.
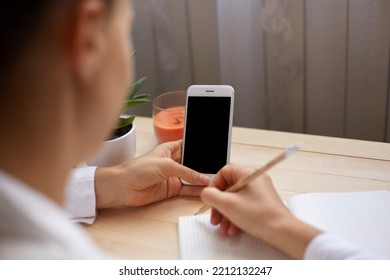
153, 105, 185, 143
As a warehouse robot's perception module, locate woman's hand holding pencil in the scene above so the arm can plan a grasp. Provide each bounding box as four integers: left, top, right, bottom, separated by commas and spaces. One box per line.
199, 145, 321, 259
196, 145, 299, 215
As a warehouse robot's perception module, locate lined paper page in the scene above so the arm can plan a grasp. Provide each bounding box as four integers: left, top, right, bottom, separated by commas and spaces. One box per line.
286, 190, 390, 258
178, 214, 289, 260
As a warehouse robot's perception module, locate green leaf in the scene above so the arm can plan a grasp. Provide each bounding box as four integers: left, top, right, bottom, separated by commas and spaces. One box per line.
129, 77, 147, 100
133, 94, 150, 100
124, 98, 150, 108
117, 114, 135, 128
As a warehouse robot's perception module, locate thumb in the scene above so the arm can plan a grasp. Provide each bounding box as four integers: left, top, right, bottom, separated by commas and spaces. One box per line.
163, 160, 210, 185
201, 187, 237, 216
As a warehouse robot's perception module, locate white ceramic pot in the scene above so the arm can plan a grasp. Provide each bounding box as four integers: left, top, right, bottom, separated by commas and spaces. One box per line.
87, 123, 136, 167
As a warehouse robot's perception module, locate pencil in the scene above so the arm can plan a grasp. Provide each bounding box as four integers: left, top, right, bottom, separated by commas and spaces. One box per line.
194, 144, 300, 215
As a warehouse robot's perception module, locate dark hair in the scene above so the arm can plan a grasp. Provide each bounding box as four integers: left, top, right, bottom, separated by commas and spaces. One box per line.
0, 0, 112, 92
0, 1, 53, 81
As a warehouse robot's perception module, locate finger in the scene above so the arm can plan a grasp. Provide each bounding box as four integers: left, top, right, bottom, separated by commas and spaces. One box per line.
227, 223, 241, 236
165, 177, 183, 198
162, 159, 209, 185
210, 207, 223, 225
210, 164, 255, 191
178, 185, 204, 197
219, 217, 230, 235
148, 140, 182, 161
208, 167, 230, 191
202, 188, 241, 236
201, 187, 239, 217
169, 140, 184, 163
160, 140, 183, 162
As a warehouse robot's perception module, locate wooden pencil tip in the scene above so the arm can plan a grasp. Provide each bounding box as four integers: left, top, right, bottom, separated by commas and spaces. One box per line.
194, 204, 208, 215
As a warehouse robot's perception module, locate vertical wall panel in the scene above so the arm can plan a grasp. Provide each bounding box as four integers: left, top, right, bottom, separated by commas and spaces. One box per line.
217, 0, 266, 128
289, 0, 305, 133
306, 0, 348, 137
159, 0, 193, 91
264, 0, 305, 133
387, 61, 390, 143
132, 0, 159, 118
387, 84, 390, 142
346, 0, 390, 141
187, 0, 220, 84
387, 86, 390, 143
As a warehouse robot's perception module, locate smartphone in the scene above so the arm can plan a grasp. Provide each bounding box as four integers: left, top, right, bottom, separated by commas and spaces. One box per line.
181, 85, 234, 184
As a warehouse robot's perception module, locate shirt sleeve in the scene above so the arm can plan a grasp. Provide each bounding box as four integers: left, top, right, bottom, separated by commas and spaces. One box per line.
65, 167, 97, 224
304, 232, 383, 260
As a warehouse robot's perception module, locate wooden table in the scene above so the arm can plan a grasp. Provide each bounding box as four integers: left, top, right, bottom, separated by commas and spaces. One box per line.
84, 117, 390, 259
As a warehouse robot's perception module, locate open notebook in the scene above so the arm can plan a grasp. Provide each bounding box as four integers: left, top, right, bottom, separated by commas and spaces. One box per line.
178, 190, 390, 259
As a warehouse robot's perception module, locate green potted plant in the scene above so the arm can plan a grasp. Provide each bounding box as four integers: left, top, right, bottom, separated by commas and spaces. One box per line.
111, 76, 150, 138
88, 77, 150, 167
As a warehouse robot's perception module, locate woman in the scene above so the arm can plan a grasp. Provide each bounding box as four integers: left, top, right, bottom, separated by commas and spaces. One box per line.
0, 0, 208, 259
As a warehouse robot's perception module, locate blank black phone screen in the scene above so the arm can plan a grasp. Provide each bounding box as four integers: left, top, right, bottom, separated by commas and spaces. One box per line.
182, 96, 231, 174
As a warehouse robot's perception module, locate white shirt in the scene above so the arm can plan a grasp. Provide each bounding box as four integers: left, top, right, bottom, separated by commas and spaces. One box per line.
304, 232, 382, 260
0, 170, 109, 259
65, 167, 97, 224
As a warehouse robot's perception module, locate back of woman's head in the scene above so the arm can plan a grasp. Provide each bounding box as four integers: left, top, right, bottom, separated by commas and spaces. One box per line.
0, 1, 54, 84
0, 0, 112, 96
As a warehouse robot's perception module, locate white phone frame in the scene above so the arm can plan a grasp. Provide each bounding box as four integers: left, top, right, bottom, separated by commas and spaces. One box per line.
181, 85, 235, 185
